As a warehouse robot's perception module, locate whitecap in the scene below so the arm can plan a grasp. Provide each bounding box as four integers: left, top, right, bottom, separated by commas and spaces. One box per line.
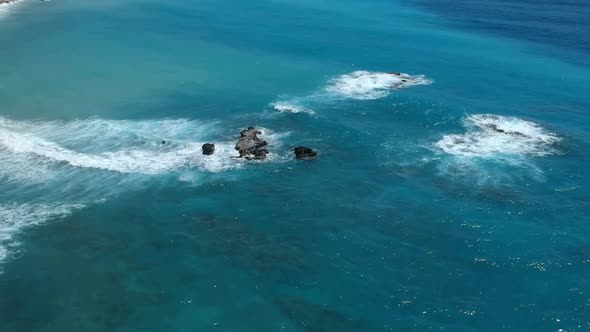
271, 102, 315, 115
435, 114, 560, 158
325, 70, 433, 100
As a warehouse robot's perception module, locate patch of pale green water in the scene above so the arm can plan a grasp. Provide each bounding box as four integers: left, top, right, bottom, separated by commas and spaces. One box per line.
0, 0, 335, 121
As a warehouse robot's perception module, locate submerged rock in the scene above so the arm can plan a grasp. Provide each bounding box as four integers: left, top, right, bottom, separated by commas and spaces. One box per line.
485, 123, 530, 138
202, 143, 215, 155
235, 127, 269, 160
294, 146, 318, 160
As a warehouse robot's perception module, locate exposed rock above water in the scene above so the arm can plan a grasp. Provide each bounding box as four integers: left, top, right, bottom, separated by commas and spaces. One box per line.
235, 127, 269, 160
202, 143, 215, 155
294, 146, 318, 160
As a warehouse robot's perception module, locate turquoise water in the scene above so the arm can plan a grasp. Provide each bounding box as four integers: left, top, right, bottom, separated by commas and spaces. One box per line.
0, 0, 589, 331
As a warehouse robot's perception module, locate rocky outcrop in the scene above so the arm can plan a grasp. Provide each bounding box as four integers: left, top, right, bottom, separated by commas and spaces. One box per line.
202, 143, 215, 155
294, 146, 318, 160
235, 127, 269, 160
486, 123, 529, 138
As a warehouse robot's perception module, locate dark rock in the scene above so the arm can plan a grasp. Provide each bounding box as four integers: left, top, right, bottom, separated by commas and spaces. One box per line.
202, 143, 215, 155
485, 124, 529, 138
235, 127, 269, 160
486, 124, 506, 133
294, 146, 318, 160
245, 149, 269, 161
453, 137, 466, 144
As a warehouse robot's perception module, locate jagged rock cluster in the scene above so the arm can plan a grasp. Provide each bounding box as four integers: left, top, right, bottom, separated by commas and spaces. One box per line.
200, 127, 318, 161
235, 127, 269, 160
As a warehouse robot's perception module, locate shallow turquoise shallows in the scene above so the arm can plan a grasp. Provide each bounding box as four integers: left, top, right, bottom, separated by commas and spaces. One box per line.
0, 0, 589, 331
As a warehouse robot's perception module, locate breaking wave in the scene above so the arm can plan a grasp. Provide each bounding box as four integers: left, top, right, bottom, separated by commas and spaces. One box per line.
325, 70, 433, 100
271, 102, 315, 115
0, 117, 289, 177
435, 114, 560, 158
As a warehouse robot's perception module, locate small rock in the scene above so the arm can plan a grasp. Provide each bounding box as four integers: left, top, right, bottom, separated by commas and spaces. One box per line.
294, 146, 318, 160
202, 143, 215, 155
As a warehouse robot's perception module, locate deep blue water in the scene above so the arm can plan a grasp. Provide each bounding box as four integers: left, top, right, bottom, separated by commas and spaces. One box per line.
0, 0, 589, 331
410, 0, 590, 66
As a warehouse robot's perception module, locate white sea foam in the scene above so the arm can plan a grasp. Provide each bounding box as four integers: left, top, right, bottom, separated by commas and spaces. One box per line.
0, 130, 200, 174
0, 118, 291, 266
271, 102, 315, 115
0, 0, 20, 19
0, 117, 214, 153
0, 117, 208, 175
435, 114, 560, 158
0, 202, 84, 266
325, 70, 433, 100
0, 117, 291, 179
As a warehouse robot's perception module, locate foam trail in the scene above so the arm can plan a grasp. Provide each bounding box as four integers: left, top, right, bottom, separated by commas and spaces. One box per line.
0, 117, 216, 153
0, 117, 291, 181
0, 118, 291, 266
436, 114, 560, 158
0, 127, 200, 174
325, 70, 433, 100
0, 203, 84, 267
0, 117, 223, 175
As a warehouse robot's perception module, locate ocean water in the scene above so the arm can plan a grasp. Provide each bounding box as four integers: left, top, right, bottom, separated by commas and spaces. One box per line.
0, 0, 589, 331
